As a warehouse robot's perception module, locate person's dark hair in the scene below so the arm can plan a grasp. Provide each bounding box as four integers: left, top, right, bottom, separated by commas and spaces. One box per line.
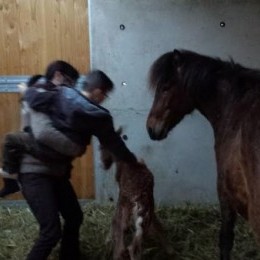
82, 70, 114, 93
27, 61, 79, 88
45, 60, 79, 82
27, 74, 43, 87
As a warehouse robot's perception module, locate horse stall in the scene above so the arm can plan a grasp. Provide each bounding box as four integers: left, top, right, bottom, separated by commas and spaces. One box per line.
1, 0, 260, 259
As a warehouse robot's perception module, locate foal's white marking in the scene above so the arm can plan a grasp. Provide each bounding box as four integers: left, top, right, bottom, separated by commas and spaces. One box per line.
133, 202, 143, 237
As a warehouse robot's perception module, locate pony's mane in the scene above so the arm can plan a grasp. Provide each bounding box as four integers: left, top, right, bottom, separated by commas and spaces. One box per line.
149, 50, 260, 97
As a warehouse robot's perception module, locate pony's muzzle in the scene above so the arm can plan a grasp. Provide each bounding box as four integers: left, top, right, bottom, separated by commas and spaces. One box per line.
147, 126, 156, 140
147, 125, 167, 140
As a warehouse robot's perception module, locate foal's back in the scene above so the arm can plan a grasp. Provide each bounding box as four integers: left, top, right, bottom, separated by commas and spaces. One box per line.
116, 160, 154, 209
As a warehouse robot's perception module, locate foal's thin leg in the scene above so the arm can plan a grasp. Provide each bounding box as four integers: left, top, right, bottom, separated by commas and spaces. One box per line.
219, 194, 237, 260
128, 214, 144, 260
112, 206, 131, 260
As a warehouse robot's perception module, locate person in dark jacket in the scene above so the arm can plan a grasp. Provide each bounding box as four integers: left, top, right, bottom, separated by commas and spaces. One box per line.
25, 70, 136, 164
13, 68, 136, 260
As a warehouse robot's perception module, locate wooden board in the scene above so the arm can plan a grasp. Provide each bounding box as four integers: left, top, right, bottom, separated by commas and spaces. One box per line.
0, 0, 93, 200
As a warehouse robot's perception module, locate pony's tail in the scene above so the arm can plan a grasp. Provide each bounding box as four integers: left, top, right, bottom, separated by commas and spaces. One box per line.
27, 74, 44, 87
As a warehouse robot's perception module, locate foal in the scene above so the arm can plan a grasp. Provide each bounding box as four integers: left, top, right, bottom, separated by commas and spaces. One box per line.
99, 136, 166, 260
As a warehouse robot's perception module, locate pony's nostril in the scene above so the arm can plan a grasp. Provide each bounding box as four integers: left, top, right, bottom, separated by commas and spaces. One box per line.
147, 127, 155, 139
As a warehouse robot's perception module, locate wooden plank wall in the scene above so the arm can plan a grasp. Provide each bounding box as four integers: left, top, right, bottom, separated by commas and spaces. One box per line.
0, 0, 89, 74
0, 0, 94, 199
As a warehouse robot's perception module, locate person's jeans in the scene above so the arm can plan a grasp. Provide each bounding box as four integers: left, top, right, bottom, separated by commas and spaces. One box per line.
0, 132, 31, 196
2, 132, 30, 173
19, 173, 83, 260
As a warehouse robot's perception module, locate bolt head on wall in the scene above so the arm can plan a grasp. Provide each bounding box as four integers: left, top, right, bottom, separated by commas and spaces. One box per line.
220, 21, 226, 27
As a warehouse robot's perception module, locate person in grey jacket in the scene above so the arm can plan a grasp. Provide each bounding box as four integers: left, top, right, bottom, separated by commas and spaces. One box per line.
5, 65, 136, 260
0, 61, 84, 197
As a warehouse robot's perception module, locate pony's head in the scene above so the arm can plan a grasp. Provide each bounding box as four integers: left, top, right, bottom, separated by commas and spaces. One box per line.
146, 50, 195, 140
99, 127, 123, 169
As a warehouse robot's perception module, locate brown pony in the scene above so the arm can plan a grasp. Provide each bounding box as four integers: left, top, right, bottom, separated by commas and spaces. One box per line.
146, 49, 260, 260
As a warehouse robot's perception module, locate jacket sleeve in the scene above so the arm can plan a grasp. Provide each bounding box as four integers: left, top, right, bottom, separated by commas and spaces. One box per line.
24, 87, 57, 113
91, 115, 137, 163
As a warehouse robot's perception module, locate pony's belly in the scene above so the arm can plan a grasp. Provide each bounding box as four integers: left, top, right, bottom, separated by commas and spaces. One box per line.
217, 132, 249, 219
225, 169, 249, 219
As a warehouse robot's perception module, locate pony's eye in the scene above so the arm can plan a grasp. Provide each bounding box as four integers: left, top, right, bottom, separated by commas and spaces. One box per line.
162, 84, 170, 92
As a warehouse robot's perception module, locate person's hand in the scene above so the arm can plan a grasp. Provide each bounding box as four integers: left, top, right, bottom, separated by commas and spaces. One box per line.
0, 168, 18, 179
17, 83, 28, 95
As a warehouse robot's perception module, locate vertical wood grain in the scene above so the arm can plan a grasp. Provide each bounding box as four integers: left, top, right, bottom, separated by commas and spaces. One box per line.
0, 0, 89, 74
73, 0, 90, 72
2, 0, 20, 74
18, 0, 45, 74
0, 93, 21, 200
0, 0, 92, 199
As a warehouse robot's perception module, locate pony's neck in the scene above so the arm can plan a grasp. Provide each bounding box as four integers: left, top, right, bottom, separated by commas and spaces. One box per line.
195, 79, 236, 132
179, 51, 260, 133
181, 57, 237, 132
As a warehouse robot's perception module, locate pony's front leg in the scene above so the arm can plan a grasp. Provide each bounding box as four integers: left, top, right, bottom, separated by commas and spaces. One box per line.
218, 176, 237, 260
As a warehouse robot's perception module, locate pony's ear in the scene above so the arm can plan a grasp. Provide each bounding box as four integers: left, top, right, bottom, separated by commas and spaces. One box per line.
172, 49, 182, 66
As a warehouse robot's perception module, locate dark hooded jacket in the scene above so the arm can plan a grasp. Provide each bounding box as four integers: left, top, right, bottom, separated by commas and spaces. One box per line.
24, 84, 136, 165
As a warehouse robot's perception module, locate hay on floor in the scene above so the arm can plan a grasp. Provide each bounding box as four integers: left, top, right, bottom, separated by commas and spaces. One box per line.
0, 203, 259, 260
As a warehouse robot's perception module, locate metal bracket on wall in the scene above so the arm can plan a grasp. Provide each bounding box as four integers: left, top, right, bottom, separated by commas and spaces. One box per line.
0, 75, 86, 93
0, 76, 29, 93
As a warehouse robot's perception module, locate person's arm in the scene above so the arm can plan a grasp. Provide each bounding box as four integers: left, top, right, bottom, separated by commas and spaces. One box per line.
92, 114, 137, 163
61, 92, 137, 163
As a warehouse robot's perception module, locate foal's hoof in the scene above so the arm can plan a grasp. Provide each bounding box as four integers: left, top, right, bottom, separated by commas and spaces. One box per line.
121, 250, 131, 260
114, 249, 131, 260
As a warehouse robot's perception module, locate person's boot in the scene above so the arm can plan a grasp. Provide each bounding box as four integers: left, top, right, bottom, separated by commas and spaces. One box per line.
0, 178, 20, 197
